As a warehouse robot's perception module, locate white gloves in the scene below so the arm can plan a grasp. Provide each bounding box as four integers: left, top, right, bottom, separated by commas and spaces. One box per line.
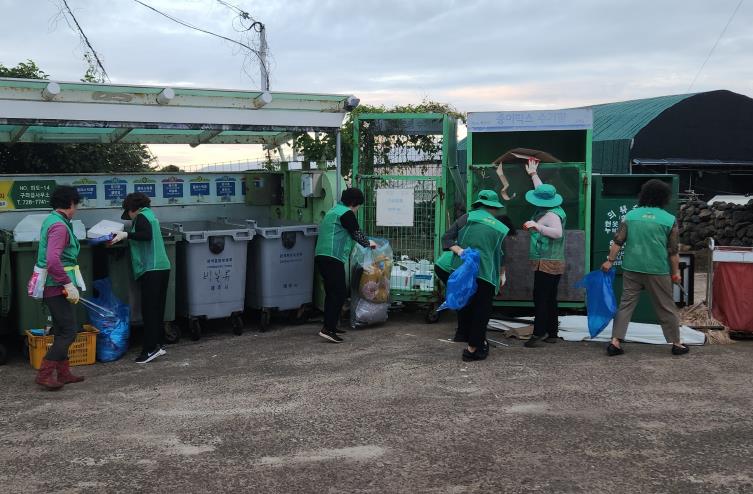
111, 231, 128, 244
63, 283, 80, 304
525, 157, 540, 176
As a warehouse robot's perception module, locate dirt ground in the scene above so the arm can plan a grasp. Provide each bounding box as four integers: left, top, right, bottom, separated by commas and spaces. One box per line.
1, 312, 753, 494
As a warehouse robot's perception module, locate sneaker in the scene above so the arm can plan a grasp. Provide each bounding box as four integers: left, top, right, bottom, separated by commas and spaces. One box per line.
334, 328, 348, 334
606, 343, 625, 356
671, 344, 689, 356
135, 348, 167, 364
544, 336, 559, 343
319, 329, 343, 343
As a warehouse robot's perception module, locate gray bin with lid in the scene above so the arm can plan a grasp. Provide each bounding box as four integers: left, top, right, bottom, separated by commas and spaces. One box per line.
244, 221, 318, 330
167, 220, 253, 340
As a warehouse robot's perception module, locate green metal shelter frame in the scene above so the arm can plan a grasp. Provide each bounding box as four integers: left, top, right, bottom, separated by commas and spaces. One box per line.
352, 113, 460, 306
465, 109, 593, 309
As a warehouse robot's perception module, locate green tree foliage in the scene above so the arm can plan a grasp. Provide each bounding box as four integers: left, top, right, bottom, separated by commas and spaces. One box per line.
288, 99, 465, 178
0, 60, 155, 174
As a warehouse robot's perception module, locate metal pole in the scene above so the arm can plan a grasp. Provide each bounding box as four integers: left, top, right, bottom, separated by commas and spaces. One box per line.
259, 24, 269, 91
336, 130, 342, 199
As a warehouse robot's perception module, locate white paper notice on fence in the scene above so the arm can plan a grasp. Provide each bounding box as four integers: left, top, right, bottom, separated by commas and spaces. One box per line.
376, 188, 414, 227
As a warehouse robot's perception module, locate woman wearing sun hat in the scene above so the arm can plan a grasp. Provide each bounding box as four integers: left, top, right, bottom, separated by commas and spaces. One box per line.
439, 189, 510, 361
522, 159, 566, 348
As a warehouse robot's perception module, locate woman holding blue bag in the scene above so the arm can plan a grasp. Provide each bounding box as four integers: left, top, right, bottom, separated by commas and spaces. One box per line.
110, 192, 170, 364
438, 190, 510, 361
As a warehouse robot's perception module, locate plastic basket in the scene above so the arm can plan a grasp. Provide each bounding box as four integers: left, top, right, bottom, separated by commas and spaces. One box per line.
25, 325, 99, 369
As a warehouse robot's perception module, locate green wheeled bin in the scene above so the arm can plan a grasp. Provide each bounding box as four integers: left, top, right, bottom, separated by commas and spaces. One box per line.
99, 229, 181, 342
591, 174, 679, 324
0, 233, 11, 364
6, 235, 93, 352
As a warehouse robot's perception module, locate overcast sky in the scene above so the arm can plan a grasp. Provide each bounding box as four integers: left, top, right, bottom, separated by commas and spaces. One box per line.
2, 0, 752, 167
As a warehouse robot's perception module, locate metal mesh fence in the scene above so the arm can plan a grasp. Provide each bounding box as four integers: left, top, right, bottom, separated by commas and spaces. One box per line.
358, 119, 444, 176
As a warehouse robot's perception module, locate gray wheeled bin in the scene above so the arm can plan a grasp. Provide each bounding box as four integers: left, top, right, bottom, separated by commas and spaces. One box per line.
168, 221, 254, 340
244, 221, 318, 331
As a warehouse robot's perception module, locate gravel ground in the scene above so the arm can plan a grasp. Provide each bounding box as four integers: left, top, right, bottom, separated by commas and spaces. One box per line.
1, 313, 752, 494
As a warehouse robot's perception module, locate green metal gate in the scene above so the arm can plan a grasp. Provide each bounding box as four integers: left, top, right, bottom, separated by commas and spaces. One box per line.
353, 113, 459, 305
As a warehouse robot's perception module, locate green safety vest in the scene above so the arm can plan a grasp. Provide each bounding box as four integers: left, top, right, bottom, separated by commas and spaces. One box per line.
435, 250, 454, 274
37, 211, 80, 287
621, 207, 675, 275
529, 206, 567, 261
315, 203, 353, 264
448, 209, 509, 292
129, 207, 170, 279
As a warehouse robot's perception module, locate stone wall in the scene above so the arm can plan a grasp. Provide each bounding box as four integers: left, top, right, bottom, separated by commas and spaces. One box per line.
679, 199, 753, 250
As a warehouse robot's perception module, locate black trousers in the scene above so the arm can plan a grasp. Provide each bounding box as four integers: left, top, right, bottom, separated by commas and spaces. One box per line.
44, 295, 78, 361
457, 279, 495, 348
139, 269, 170, 355
316, 256, 347, 332
533, 270, 561, 338
434, 266, 450, 287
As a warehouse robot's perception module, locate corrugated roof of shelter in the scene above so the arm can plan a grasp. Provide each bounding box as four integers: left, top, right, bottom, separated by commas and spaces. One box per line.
590, 93, 696, 142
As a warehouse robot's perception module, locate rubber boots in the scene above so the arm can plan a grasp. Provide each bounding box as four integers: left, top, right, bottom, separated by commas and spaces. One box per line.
35, 359, 63, 390
57, 359, 85, 384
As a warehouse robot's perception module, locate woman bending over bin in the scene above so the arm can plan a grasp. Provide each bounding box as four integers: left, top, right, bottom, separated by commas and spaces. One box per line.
522, 158, 567, 348
601, 179, 688, 356
110, 192, 171, 364
436, 215, 516, 342
440, 190, 510, 361
33, 186, 86, 390
314, 188, 376, 343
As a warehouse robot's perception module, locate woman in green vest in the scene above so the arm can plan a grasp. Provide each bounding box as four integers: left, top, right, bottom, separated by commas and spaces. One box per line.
439, 190, 510, 361
601, 179, 688, 356
522, 159, 567, 348
110, 192, 171, 364
34, 186, 87, 390
436, 214, 516, 342
315, 188, 375, 343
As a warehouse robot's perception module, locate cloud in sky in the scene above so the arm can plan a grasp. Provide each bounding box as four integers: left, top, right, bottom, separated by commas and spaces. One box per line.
1, 0, 752, 166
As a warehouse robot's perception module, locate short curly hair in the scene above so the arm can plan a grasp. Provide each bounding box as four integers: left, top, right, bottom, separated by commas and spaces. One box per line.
49, 185, 81, 210
637, 179, 671, 208
122, 192, 151, 212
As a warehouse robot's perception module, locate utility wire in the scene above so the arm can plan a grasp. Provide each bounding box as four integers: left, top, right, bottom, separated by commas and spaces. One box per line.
59, 0, 109, 81
132, 0, 268, 84
687, 0, 744, 91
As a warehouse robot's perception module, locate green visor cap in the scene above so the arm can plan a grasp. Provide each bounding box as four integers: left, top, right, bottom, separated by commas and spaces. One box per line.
472, 189, 505, 209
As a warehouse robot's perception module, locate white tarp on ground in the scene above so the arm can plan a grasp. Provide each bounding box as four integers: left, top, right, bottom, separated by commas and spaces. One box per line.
557, 315, 706, 345
488, 316, 706, 345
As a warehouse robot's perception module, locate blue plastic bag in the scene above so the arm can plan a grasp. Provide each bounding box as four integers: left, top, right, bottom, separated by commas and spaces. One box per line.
438, 248, 480, 311
85, 278, 131, 362
574, 269, 617, 338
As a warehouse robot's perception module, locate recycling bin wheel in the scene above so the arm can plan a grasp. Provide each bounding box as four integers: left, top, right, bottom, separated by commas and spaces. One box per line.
189, 318, 202, 341
425, 307, 441, 324
231, 313, 244, 336
164, 321, 181, 344
259, 310, 271, 332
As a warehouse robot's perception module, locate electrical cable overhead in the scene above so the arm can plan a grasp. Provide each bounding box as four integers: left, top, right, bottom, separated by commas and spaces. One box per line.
687, 0, 744, 91
132, 0, 269, 89
58, 0, 110, 82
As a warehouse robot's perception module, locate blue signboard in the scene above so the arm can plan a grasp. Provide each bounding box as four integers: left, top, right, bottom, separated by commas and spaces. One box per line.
216, 177, 236, 198
190, 182, 210, 196
162, 179, 184, 199
104, 181, 127, 202
134, 183, 156, 197
75, 184, 97, 200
